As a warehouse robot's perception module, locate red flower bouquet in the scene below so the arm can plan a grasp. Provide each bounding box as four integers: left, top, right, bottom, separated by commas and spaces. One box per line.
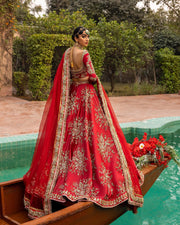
130, 133, 180, 169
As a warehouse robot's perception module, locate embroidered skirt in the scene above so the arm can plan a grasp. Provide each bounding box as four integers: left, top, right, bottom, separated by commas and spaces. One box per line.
50, 83, 129, 207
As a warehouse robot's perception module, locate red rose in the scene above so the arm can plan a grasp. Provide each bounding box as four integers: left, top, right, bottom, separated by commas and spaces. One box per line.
133, 137, 139, 143
159, 135, 165, 142
143, 132, 147, 140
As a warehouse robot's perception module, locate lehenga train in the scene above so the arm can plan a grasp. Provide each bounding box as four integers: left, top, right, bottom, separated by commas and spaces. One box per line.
23, 48, 144, 219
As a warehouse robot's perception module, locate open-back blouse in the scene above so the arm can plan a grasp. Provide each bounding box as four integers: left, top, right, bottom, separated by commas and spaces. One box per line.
70, 49, 97, 83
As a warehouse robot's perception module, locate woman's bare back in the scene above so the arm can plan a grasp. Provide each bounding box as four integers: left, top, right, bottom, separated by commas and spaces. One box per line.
70, 47, 84, 70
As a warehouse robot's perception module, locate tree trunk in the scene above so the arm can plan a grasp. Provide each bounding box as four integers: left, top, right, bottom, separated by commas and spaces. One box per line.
133, 70, 140, 84
152, 59, 157, 85
110, 76, 115, 92
109, 69, 115, 92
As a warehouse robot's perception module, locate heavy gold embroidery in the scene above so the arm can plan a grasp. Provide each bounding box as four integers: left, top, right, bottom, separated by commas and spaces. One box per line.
49, 183, 67, 201
85, 52, 96, 75
115, 160, 123, 174
90, 186, 100, 198
97, 134, 115, 163
58, 150, 70, 178
68, 117, 84, 144
94, 106, 109, 130
80, 87, 96, 111
70, 147, 88, 176
99, 164, 114, 195
89, 76, 97, 82
68, 90, 80, 114
72, 178, 92, 197
68, 117, 94, 145
117, 181, 126, 194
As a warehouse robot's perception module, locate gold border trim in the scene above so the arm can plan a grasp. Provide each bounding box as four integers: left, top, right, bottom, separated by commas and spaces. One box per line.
44, 48, 71, 214
97, 78, 143, 207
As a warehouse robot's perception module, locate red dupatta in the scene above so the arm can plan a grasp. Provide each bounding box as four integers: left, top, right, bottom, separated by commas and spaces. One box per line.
23, 48, 72, 217
97, 79, 144, 207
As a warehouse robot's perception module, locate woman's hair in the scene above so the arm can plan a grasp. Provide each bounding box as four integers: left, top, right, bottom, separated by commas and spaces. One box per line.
72, 26, 87, 42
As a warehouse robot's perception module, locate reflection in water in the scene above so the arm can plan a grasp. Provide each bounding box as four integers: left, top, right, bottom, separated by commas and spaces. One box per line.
111, 130, 180, 225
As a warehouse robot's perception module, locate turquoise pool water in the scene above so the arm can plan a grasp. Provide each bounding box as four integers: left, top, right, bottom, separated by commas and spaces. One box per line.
111, 128, 180, 225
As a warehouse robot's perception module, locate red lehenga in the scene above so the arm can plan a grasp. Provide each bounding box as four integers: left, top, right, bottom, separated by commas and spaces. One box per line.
23, 48, 144, 219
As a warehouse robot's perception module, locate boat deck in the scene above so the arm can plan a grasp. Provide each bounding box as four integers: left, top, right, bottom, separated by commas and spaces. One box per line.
0, 219, 9, 225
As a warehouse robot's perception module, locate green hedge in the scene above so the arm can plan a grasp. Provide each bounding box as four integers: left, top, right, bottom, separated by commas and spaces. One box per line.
13, 71, 27, 96
87, 35, 105, 78
13, 38, 28, 73
27, 33, 105, 100
155, 48, 180, 93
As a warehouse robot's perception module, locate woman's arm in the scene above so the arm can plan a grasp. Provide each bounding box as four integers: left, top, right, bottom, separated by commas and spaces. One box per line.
83, 51, 97, 84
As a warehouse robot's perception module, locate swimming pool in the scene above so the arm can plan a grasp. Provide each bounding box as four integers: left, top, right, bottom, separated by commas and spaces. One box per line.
111, 118, 180, 225
0, 117, 180, 225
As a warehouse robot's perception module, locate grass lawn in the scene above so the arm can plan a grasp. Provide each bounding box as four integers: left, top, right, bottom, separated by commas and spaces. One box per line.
101, 82, 167, 96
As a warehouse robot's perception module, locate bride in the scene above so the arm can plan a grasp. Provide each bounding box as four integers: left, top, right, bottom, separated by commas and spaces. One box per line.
23, 26, 144, 219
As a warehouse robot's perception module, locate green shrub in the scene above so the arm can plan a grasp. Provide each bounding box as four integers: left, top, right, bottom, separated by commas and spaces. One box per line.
155, 48, 180, 93
13, 37, 29, 73
87, 35, 105, 78
13, 71, 27, 96
26, 34, 70, 100
153, 29, 180, 55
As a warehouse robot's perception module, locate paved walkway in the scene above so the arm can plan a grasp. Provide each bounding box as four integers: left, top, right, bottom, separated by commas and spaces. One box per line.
0, 94, 179, 137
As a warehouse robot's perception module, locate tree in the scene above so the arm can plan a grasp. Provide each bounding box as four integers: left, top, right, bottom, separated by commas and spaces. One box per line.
14, 0, 47, 42
46, 0, 145, 24
46, 0, 69, 14
151, 0, 180, 34
15, 0, 42, 24
33, 9, 96, 35
0, 0, 20, 96
0, 0, 18, 34
151, 0, 180, 17
139, 1, 180, 54
0, 0, 19, 56
140, 8, 167, 35
153, 28, 180, 54
97, 18, 152, 91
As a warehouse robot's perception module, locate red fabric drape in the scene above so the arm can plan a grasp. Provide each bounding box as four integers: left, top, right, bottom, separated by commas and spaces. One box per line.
98, 84, 144, 203
23, 54, 65, 212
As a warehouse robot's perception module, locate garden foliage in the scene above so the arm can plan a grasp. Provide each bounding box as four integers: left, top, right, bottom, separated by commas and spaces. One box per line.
47, 0, 144, 24
0, 0, 18, 33
97, 18, 153, 91
12, 6, 180, 98
13, 71, 27, 96
155, 48, 180, 93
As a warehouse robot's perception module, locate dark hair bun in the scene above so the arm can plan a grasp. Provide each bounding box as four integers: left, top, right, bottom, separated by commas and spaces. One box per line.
72, 26, 86, 42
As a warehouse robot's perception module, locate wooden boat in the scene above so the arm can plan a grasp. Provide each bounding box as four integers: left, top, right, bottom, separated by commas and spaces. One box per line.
0, 158, 170, 225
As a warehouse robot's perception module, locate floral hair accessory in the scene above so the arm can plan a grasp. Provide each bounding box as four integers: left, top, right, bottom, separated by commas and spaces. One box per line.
76, 27, 89, 36
85, 29, 90, 36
